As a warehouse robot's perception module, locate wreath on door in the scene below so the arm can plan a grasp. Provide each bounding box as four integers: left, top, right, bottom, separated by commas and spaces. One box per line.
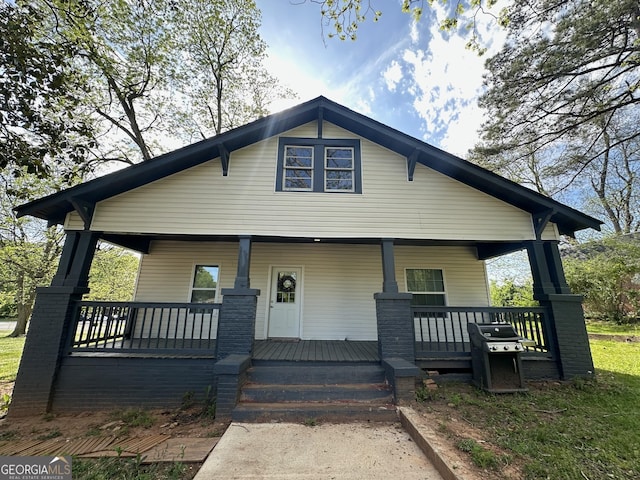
278, 274, 296, 293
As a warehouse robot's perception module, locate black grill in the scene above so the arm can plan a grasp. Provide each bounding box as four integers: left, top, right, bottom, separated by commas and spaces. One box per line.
467, 323, 533, 393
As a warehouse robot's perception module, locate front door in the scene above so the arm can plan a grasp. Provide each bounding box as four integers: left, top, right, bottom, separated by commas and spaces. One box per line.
268, 267, 302, 338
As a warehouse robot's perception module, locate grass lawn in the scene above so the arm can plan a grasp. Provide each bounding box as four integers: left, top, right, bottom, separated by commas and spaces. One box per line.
0, 335, 25, 381
586, 320, 640, 336
417, 337, 640, 479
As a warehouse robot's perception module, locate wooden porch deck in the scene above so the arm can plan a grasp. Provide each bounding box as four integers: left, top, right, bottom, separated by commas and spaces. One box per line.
253, 340, 379, 362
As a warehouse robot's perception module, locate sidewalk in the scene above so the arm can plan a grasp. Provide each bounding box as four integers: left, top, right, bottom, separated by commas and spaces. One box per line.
194, 420, 444, 480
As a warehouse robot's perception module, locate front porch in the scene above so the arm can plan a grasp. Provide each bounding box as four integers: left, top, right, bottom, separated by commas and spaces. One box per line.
67, 300, 555, 369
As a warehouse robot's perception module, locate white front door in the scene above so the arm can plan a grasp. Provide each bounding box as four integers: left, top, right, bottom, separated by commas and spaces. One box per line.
268, 267, 302, 338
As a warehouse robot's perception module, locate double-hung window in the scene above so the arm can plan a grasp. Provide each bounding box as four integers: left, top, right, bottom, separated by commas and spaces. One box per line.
277, 138, 361, 193
284, 146, 314, 191
190, 265, 219, 304
406, 269, 446, 307
325, 147, 354, 192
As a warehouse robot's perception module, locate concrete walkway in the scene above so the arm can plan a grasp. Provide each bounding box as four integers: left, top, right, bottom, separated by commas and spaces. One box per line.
193, 421, 444, 480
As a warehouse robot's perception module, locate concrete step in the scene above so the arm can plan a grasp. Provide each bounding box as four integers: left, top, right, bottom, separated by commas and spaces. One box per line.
246, 364, 385, 385
240, 383, 393, 403
232, 402, 398, 423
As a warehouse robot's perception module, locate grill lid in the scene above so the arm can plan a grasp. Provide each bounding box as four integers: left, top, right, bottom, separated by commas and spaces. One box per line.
470, 323, 519, 340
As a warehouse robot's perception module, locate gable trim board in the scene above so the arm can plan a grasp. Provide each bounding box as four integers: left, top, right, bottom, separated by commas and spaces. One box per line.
16, 96, 601, 237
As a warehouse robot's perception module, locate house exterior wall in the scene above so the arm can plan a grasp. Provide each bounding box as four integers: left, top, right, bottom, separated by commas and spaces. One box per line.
134, 241, 489, 341
65, 121, 559, 242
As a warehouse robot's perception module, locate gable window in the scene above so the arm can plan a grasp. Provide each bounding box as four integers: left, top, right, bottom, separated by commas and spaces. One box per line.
276, 137, 361, 193
406, 269, 446, 306
325, 147, 354, 191
284, 146, 314, 190
190, 265, 219, 304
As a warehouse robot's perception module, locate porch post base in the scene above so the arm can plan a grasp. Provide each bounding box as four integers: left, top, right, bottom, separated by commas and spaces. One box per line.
9, 286, 89, 417
382, 357, 422, 403
539, 294, 594, 380
213, 354, 252, 420
216, 288, 260, 360
374, 292, 415, 362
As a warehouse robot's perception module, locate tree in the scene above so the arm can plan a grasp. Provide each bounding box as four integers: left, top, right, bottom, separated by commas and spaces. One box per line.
0, 172, 67, 337
474, 0, 640, 233
43, 0, 179, 165
563, 237, 640, 323
306, 0, 507, 51
173, 0, 292, 139
0, 1, 95, 179
86, 245, 139, 302
490, 279, 536, 307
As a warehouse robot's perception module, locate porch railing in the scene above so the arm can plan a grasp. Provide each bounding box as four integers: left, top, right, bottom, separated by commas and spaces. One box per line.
69, 301, 220, 355
412, 306, 554, 357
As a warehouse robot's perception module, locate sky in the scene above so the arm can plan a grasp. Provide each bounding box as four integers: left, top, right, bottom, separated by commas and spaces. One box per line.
255, 0, 508, 158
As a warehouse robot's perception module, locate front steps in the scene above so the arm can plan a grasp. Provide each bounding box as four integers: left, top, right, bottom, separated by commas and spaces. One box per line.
232, 363, 397, 423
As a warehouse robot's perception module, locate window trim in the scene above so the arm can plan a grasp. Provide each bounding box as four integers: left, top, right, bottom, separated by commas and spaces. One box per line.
276, 137, 362, 193
404, 268, 447, 307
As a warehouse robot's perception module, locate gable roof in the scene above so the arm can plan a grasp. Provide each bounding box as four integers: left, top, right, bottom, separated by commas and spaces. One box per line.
16, 96, 602, 236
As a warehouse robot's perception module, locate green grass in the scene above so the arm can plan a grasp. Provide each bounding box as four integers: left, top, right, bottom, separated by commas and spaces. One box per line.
73, 457, 190, 480
423, 338, 640, 479
586, 320, 640, 336
0, 335, 26, 381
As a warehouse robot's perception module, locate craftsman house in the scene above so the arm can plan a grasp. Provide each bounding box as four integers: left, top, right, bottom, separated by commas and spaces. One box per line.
11, 97, 601, 418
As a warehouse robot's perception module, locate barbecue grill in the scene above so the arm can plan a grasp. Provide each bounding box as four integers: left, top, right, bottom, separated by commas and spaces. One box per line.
467, 323, 535, 393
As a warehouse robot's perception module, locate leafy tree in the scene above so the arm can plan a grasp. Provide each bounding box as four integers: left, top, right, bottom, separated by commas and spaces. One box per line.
173, 0, 293, 139
474, 0, 640, 233
0, 172, 67, 337
43, 0, 179, 164
0, 1, 95, 179
563, 237, 640, 323
306, 0, 507, 51
490, 279, 537, 307
86, 245, 139, 302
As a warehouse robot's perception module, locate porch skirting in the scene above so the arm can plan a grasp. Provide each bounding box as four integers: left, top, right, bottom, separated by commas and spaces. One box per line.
51, 356, 216, 412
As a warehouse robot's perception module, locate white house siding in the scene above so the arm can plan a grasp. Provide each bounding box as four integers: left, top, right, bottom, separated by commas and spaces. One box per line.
64, 121, 559, 242
133, 241, 489, 341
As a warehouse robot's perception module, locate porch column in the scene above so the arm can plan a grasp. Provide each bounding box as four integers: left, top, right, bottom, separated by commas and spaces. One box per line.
10, 231, 100, 416
374, 239, 415, 362
526, 240, 594, 379
216, 236, 260, 360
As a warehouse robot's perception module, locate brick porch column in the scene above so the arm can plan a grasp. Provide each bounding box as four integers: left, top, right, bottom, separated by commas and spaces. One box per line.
375, 239, 416, 362
10, 231, 99, 416
216, 236, 260, 360
526, 240, 594, 379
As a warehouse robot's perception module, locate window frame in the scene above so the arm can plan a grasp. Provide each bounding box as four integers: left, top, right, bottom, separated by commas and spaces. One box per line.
283, 145, 314, 191
404, 268, 447, 307
324, 146, 355, 192
188, 264, 220, 305
276, 137, 362, 193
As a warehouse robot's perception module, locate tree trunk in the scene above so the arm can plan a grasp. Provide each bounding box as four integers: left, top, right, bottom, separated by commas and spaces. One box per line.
9, 302, 31, 337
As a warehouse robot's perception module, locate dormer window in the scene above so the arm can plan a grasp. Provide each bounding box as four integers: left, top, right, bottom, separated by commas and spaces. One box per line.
276, 138, 361, 193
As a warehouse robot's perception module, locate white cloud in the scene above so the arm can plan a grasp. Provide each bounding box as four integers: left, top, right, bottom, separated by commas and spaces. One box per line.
382, 61, 403, 92
398, 1, 507, 156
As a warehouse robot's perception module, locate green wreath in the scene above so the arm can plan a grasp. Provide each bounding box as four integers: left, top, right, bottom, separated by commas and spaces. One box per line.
278, 274, 296, 293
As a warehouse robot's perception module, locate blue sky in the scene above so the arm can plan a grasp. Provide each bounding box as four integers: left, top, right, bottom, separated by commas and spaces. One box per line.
255, 0, 507, 157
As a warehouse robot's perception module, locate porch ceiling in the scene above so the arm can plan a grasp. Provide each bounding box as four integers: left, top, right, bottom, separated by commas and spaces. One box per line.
101, 232, 524, 256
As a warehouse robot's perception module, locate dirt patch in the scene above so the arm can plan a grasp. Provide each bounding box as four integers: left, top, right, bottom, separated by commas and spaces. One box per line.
588, 333, 640, 342
0, 401, 228, 455
409, 384, 527, 480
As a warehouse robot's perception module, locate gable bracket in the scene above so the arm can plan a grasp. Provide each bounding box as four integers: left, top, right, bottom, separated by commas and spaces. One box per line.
219, 143, 230, 176
533, 209, 555, 240
317, 107, 324, 138
69, 197, 95, 230
407, 150, 419, 181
